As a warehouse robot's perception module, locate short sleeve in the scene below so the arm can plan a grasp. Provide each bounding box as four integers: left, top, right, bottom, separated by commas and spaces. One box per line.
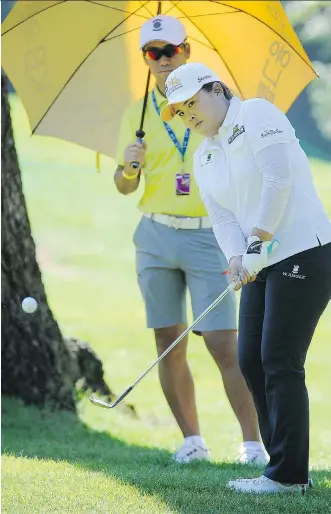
115, 106, 136, 167
243, 99, 296, 155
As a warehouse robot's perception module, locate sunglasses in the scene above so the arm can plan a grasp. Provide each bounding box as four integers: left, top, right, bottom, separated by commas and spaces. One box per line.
143, 44, 184, 61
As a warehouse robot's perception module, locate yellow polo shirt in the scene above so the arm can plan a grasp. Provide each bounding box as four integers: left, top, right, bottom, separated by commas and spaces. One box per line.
116, 88, 207, 217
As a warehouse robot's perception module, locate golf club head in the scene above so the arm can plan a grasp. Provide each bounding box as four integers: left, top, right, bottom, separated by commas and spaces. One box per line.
89, 396, 115, 409
89, 386, 133, 410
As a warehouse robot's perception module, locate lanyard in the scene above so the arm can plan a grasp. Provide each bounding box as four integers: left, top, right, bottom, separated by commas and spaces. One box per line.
152, 90, 190, 161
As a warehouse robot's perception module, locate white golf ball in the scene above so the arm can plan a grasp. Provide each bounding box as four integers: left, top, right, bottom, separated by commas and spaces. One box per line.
21, 297, 38, 314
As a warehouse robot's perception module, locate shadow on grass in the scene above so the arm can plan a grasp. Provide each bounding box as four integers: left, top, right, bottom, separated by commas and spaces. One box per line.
2, 397, 330, 514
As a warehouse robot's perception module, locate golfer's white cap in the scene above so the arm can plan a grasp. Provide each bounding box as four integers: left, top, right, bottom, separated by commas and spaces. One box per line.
140, 15, 186, 49
161, 63, 220, 122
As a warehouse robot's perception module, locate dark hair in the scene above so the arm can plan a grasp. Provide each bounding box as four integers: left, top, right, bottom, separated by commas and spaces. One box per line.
202, 81, 233, 101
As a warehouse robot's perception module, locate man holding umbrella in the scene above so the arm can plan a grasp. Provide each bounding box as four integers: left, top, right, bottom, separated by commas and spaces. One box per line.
114, 15, 266, 465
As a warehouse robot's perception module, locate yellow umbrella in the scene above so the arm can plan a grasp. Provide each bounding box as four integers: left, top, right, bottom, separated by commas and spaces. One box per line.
2, 0, 316, 158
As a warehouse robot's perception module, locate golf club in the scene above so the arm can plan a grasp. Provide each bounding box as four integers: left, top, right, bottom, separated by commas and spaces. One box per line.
89, 281, 236, 409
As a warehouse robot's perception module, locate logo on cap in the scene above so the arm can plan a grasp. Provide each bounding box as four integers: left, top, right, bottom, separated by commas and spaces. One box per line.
198, 75, 212, 83
165, 76, 182, 97
152, 19, 163, 31
168, 76, 181, 87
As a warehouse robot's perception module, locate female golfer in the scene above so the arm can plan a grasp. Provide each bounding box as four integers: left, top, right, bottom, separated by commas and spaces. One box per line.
161, 62, 331, 494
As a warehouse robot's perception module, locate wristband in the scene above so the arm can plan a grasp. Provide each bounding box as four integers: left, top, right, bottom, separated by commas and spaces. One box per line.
122, 169, 139, 180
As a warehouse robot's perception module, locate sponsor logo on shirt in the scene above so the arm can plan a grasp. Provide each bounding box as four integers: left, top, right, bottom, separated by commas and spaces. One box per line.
228, 124, 245, 144
283, 264, 306, 280
261, 128, 283, 138
201, 152, 213, 167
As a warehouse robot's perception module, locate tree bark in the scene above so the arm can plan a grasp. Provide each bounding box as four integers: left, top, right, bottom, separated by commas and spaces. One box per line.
1, 70, 76, 410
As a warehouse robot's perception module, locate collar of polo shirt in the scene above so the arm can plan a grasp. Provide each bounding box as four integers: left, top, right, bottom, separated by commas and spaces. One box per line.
206, 96, 242, 142
154, 84, 168, 109
219, 97, 242, 129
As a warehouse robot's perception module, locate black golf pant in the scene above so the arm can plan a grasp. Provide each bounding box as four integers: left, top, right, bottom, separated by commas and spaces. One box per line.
238, 243, 331, 484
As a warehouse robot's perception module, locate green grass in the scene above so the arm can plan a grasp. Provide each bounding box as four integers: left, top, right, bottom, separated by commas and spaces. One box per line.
2, 397, 331, 514
2, 95, 331, 513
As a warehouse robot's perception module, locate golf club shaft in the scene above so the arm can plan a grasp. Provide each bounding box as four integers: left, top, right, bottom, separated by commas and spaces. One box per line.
90, 243, 279, 409
125, 282, 235, 392
90, 282, 235, 409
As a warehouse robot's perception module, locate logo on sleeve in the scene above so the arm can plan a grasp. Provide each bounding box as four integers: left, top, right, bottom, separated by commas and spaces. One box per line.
261, 128, 283, 138
228, 124, 245, 144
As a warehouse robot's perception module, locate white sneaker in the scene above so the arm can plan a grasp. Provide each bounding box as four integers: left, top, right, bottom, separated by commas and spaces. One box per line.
227, 475, 308, 494
237, 444, 270, 466
172, 436, 210, 463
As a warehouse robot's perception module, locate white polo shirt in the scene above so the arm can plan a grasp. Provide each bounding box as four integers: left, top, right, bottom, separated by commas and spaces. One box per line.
194, 96, 331, 265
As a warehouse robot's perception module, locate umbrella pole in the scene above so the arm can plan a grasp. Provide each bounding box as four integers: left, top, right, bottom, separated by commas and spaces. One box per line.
136, 0, 161, 141
132, 1, 161, 170
135, 68, 151, 142
130, 69, 151, 170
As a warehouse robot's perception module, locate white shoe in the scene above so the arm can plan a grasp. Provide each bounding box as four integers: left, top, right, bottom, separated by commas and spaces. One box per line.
172, 436, 210, 463
227, 475, 308, 494
237, 443, 270, 465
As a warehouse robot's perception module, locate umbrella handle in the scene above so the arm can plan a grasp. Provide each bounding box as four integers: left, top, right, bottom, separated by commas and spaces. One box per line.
131, 129, 145, 169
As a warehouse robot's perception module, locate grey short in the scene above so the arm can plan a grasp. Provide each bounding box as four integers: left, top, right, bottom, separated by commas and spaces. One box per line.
133, 216, 237, 332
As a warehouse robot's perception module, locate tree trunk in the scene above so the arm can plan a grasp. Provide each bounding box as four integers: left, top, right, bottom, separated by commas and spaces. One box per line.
1, 71, 136, 417
1, 70, 76, 410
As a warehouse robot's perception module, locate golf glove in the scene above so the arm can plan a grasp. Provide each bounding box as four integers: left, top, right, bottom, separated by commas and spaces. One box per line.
242, 236, 279, 276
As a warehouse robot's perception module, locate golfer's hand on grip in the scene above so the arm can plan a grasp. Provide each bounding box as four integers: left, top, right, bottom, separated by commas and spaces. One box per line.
228, 255, 255, 291
124, 140, 146, 173
242, 236, 279, 276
